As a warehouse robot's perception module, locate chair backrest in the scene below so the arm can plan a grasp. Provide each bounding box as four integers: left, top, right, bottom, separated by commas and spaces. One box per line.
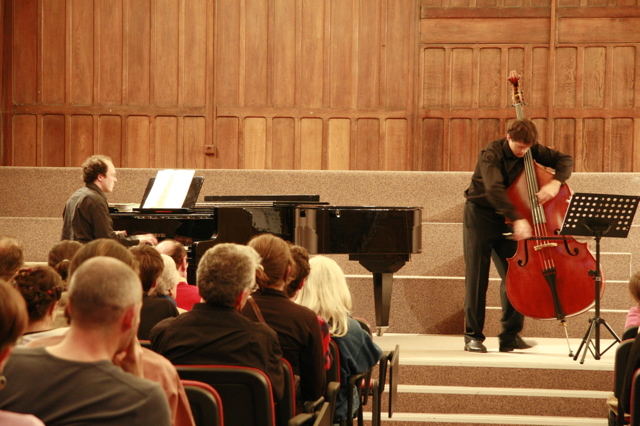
286, 401, 330, 426
353, 318, 373, 336
278, 358, 297, 425
387, 345, 400, 418
616, 340, 635, 398
139, 339, 152, 350
632, 368, 640, 426
625, 326, 640, 341
326, 340, 341, 383
176, 365, 276, 426
182, 379, 224, 426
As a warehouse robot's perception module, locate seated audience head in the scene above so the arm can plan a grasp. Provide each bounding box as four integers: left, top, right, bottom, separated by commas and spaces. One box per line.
297, 256, 352, 337
247, 233, 293, 290
153, 254, 180, 298
155, 239, 188, 277
285, 244, 310, 299
0, 279, 28, 366
197, 243, 260, 309
13, 266, 63, 330
68, 238, 138, 278
0, 236, 24, 281
68, 256, 142, 335
48, 240, 83, 281
129, 245, 164, 295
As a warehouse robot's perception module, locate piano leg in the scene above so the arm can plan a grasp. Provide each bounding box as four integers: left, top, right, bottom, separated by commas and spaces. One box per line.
373, 272, 393, 336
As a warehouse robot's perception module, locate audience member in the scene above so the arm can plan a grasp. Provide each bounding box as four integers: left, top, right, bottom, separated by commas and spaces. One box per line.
0, 257, 172, 425
156, 239, 201, 310
286, 244, 332, 370
0, 280, 45, 425
625, 271, 640, 330
241, 234, 325, 406
0, 236, 24, 280
154, 254, 187, 313
129, 245, 179, 340
296, 255, 382, 422
27, 239, 194, 426
47, 240, 82, 282
13, 266, 65, 346
61, 154, 157, 246
150, 243, 285, 401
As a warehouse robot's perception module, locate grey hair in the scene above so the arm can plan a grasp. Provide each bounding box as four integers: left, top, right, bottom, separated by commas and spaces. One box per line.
154, 254, 180, 296
296, 256, 352, 337
197, 243, 260, 307
68, 256, 142, 328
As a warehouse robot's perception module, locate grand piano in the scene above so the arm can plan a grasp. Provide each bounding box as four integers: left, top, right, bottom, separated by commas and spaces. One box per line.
111, 194, 422, 334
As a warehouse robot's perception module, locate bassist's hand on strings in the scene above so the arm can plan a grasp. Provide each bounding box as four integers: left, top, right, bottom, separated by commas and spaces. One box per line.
512, 219, 532, 241
535, 179, 562, 205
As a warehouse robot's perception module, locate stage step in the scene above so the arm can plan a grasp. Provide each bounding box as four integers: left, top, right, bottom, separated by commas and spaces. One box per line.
365, 334, 614, 426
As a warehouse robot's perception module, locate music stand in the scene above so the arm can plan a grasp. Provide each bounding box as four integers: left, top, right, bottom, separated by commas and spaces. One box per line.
560, 193, 640, 364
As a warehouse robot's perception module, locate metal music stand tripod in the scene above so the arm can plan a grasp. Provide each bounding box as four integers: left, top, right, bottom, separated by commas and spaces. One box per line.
560, 193, 640, 364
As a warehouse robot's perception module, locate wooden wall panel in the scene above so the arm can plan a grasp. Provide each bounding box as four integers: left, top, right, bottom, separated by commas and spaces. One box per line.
245, 0, 269, 107
42, 115, 65, 167
154, 0, 179, 106
329, 0, 353, 108
610, 118, 633, 173
299, 118, 323, 170
582, 118, 605, 172
244, 117, 267, 169
384, 119, 408, 171
423, 48, 447, 108
126, 0, 151, 105
530, 47, 549, 109
300, 0, 325, 108
449, 118, 473, 171
184, 117, 206, 169
355, 119, 380, 170
478, 49, 501, 109
451, 49, 473, 108
154, 116, 178, 168
69, 115, 94, 166
327, 119, 350, 170
13, 0, 37, 104
357, 0, 381, 109
97, 0, 123, 105
612, 46, 635, 109
272, 0, 296, 107
272, 118, 295, 169
98, 115, 122, 165
126, 116, 151, 168
183, 0, 208, 106
215, 0, 240, 105
214, 117, 240, 169
421, 118, 444, 171
42, 0, 65, 104
583, 47, 606, 108
13, 115, 36, 166
386, 0, 414, 109
70, 0, 94, 105
555, 47, 577, 109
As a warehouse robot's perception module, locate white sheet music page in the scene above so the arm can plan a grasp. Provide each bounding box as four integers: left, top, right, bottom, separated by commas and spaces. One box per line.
142, 169, 196, 209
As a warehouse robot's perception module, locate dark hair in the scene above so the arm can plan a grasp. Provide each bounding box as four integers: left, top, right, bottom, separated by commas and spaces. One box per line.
629, 271, 640, 304
68, 239, 138, 279
507, 118, 538, 146
48, 240, 83, 281
285, 244, 310, 298
14, 266, 63, 323
248, 234, 292, 290
82, 155, 112, 184
0, 236, 24, 280
0, 279, 28, 351
129, 244, 164, 293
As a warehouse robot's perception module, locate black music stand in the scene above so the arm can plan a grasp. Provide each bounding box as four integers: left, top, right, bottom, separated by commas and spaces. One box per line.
560, 193, 640, 364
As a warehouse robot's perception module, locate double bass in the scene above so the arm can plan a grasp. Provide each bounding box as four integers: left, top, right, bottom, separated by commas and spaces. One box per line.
504, 71, 601, 330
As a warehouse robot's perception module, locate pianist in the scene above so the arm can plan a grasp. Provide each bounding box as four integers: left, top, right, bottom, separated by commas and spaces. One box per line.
61, 155, 157, 246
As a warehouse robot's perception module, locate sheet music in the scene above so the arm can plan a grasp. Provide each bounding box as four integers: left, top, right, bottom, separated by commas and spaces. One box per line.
142, 169, 195, 209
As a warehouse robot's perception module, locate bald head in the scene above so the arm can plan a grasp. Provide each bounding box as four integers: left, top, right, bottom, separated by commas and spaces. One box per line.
68, 256, 142, 328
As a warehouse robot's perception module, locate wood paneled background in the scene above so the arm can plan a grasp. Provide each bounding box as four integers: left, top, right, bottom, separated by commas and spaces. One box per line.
2, 0, 639, 171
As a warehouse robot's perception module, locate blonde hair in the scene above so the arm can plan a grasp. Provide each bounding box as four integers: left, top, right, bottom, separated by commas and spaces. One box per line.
296, 256, 351, 337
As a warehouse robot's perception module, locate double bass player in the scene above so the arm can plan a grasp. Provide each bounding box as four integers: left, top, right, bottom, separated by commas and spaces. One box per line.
463, 118, 574, 353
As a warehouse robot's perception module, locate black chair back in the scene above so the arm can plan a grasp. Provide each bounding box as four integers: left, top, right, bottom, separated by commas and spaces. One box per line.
182, 379, 224, 426
177, 365, 276, 426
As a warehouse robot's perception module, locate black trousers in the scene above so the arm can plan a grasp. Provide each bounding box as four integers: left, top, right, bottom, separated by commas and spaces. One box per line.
463, 201, 524, 342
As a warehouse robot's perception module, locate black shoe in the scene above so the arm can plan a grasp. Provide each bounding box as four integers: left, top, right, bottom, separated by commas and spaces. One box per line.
464, 339, 487, 353
499, 335, 536, 352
